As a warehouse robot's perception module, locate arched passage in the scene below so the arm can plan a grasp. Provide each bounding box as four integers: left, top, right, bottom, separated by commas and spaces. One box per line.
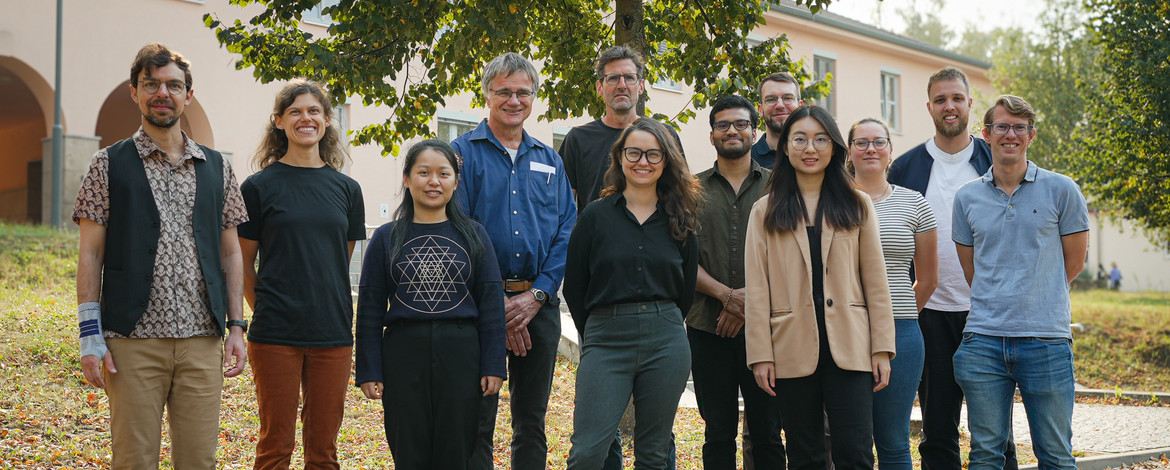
95, 80, 215, 149
0, 57, 53, 223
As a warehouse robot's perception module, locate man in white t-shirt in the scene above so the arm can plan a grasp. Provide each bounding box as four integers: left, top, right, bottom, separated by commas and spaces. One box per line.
887, 67, 1017, 470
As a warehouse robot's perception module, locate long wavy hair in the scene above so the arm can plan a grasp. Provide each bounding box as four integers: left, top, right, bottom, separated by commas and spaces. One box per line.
600, 118, 702, 243
764, 105, 867, 232
387, 139, 484, 263
252, 79, 349, 171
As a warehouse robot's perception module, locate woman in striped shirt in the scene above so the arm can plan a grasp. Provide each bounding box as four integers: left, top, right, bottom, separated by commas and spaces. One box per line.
848, 118, 939, 470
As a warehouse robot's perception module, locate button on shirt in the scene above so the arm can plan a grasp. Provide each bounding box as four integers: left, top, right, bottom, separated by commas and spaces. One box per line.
563, 194, 699, 333
952, 161, 1089, 338
452, 120, 576, 297
688, 159, 771, 334
72, 128, 249, 338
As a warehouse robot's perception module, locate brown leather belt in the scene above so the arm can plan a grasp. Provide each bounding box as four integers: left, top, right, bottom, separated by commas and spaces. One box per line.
504, 279, 534, 293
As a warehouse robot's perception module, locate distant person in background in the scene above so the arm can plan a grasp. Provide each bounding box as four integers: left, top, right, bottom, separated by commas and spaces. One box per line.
356, 139, 506, 470
1109, 262, 1122, 290
239, 79, 366, 469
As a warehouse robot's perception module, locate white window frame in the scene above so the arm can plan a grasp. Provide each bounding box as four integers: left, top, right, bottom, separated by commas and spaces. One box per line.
813, 53, 837, 117
436, 110, 480, 143
304, 0, 340, 26
552, 126, 571, 153
880, 69, 901, 132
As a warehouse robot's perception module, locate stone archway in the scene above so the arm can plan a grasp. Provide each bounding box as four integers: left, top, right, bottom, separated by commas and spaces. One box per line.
95, 81, 215, 149
0, 57, 52, 223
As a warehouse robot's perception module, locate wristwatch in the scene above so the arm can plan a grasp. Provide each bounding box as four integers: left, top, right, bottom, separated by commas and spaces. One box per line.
226, 319, 249, 333
529, 288, 548, 303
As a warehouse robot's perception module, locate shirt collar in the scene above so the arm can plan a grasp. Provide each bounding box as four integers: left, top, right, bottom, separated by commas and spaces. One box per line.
710, 158, 765, 181
468, 119, 545, 153
131, 127, 206, 162
980, 160, 1038, 184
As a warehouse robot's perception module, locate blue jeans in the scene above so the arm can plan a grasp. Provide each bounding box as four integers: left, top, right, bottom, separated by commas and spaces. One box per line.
873, 319, 924, 470
567, 301, 691, 470
954, 333, 1075, 470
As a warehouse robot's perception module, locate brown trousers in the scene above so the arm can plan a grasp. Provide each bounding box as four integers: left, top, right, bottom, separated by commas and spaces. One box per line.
248, 342, 352, 470
105, 336, 224, 469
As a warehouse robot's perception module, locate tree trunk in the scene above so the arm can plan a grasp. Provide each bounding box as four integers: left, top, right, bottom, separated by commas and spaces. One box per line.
614, 0, 648, 116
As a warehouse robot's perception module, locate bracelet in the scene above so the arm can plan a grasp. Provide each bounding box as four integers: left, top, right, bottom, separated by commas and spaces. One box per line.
723, 289, 733, 307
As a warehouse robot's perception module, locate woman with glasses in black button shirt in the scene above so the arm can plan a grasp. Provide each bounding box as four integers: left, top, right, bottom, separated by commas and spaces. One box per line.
564, 118, 701, 470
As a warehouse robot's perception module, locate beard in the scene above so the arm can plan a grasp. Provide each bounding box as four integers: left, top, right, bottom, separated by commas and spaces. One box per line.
715, 141, 750, 159
765, 116, 785, 135
145, 113, 180, 128
933, 114, 969, 138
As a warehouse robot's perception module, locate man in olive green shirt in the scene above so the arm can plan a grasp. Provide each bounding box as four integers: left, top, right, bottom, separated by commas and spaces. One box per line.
689, 95, 785, 470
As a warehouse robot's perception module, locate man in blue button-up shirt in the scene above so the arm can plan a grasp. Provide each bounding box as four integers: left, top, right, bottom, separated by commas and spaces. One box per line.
453, 52, 576, 470
952, 95, 1089, 470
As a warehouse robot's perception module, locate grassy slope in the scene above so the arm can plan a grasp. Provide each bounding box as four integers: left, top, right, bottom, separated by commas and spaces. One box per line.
0, 222, 1164, 468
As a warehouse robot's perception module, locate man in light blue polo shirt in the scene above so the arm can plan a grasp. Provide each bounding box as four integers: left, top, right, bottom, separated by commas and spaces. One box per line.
951, 95, 1089, 470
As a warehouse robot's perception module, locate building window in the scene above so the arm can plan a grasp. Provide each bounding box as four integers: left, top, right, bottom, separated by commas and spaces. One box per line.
814, 55, 836, 117
652, 43, 682, 92
881, 71, 900, 131
437, 117, 478, 143
304, 0, 340, 26
552, 127, 570, 153
334, 102, 350, 174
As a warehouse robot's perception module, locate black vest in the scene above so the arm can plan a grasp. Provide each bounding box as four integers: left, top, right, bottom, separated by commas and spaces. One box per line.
101, 138, 228, 337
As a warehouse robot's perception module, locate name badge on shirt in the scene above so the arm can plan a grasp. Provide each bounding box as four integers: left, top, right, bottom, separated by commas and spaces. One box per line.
530, 161, 556, 183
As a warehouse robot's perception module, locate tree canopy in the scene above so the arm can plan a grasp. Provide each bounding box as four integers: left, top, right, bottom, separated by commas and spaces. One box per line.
1073, 0, 1170, 241
205, 0, 831, 155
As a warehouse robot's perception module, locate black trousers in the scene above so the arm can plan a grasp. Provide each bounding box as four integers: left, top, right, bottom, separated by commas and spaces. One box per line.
382, 320, 482, 470
688, 327, 786, 470
918, 308, 1017, 470
774, 352, 872, 470
473, 300, 561, 470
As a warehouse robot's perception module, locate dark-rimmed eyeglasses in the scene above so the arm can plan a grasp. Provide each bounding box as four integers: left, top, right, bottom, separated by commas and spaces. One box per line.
621, 147, 665, 164
491, 88, 534, 100
713, 120, 752, 132
986, 123, 1034, 136
851, 138, 890, 151
603, 73, 640, 86
789, 136, 832, 151
139, 79, 187, 96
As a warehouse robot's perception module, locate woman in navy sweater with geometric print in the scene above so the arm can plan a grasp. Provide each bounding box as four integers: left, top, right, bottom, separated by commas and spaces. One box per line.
355, 139, 506, 470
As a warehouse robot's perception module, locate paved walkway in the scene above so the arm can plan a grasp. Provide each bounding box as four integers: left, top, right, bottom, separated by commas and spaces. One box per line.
556, 308, 1170, 462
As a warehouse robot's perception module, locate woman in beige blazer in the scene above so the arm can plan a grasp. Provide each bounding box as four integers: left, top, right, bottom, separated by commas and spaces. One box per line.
744, 105, 896, 470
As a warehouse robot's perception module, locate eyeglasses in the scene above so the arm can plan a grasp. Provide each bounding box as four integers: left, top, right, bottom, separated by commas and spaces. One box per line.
491, 88, 535, 100
789, 136, 832, 151
713, 119, 752, 132
621, 147, 665, 164
603, 73, 640, 86
763, 95, 799, 106
986, 123, 1034, 136
139, 79, 187, 96
851, 138, 890, 151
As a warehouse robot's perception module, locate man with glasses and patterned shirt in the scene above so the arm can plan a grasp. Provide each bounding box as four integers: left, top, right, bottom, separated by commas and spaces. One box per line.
690, 95, 786, 470
952, 95, 1088, 470
455, 52, 576, 470
751, 72, 804, 169
73, 43, 249, 468
888, 66, 1018, 470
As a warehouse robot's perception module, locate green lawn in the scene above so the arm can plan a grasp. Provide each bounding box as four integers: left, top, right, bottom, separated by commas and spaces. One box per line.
0, 222, 1165, 468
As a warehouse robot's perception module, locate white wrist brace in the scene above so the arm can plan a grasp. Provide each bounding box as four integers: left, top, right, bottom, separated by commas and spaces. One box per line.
78, 302, 108, 360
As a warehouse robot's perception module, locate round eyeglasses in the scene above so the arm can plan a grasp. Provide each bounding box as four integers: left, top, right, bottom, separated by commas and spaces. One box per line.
621, 147, 665, 164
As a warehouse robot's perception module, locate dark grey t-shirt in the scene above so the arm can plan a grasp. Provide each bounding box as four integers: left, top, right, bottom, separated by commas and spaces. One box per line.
238, 162, 366, 347
559, 119, 685, 213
